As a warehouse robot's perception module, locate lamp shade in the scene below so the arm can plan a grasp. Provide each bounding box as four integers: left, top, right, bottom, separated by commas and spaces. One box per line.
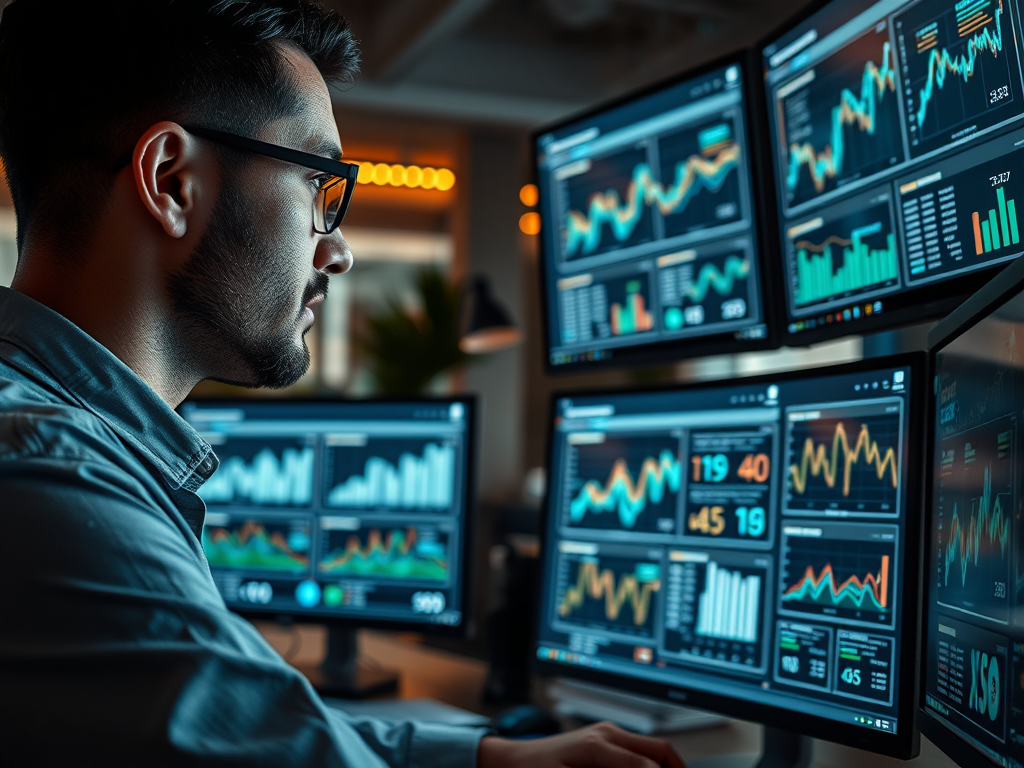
459, 276, 522, 354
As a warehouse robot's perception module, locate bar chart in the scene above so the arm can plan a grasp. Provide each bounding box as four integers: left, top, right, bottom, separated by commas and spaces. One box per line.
662, 551, 768, 671
696, 560, 762, 643
323, 439, 457, 511
610, 278, 655, 336
200, 439, 315, 507
971, 183, 1020, 256
787, 200, 900, 312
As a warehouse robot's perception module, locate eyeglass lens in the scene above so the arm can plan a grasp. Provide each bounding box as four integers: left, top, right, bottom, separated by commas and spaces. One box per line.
317, 177, 349, 233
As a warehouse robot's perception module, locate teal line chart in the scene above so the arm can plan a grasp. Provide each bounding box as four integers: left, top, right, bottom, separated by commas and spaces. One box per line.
783, 30, 899, 202
563, 124, 741, 259
936, 414, 1015, 623
917, 1, 1008, 128
897, 0, 1021, 152
660, 252, 752, 332
565, 435, 683, 533
943, 464, 1011, 588
685, 255, 750, 304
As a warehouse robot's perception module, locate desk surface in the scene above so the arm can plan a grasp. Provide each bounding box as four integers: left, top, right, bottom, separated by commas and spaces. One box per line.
257, 623, 962, 768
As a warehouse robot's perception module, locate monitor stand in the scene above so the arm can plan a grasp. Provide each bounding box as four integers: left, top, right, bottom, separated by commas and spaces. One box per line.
303, 628, 399, 699
690, 727, 813, 768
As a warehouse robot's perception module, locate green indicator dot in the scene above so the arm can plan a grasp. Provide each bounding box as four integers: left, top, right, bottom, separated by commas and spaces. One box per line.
323, 584, 343, 607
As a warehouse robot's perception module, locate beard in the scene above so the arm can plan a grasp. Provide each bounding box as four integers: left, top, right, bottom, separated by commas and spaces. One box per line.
166, 180, 329, 389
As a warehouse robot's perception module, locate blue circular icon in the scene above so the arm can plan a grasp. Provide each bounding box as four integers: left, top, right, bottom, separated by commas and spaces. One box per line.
295, 580, 321, 608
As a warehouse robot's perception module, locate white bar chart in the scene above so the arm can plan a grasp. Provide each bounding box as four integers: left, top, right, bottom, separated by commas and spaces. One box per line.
326, 443, 455, 510
695, 561, 761, 643
200, 446, 315, 506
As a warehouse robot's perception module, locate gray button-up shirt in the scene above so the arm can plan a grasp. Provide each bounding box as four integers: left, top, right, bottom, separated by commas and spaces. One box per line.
0, 286, 486, 767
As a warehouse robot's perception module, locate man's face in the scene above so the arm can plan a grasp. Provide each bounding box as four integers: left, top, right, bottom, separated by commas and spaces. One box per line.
167, 45, 352, 389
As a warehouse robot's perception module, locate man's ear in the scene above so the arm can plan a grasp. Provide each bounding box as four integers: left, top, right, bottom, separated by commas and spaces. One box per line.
132, 122, 207, 239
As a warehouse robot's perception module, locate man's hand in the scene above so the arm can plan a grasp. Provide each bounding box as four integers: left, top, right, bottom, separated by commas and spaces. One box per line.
477, 721, 686, 768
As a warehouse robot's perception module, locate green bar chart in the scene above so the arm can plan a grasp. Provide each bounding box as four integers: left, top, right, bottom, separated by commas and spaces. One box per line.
972, 186, 1021, 256
793, 219, 899, 308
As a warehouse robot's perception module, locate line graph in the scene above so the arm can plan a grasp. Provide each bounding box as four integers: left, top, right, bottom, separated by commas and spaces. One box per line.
555, 554, 661, 639
199, 439, 314, 507
780, 26, 901, 206
786, 400, 902, 517
936, 414, 1015, 623
782, 555, 889, 612
202, 518, 311, 572
560, 119, 742, 259
944, 466, 1011, 586
780, 523, 897, 627
896, 0, 1022, 156
565, 434, 682, 534
318, 525, 450, 582
659, 251, 752, 332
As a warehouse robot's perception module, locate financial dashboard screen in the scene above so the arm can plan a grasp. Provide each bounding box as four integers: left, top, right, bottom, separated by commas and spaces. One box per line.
924, 287, 1024, 766
763, 0, 1024, 342
535, 60, 770, 370
537, 363, 917, 736
179, 399, 471, 629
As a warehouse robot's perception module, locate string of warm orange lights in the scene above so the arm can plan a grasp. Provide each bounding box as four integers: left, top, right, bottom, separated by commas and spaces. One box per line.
352, 161, 456, 191
519, 183, 540, 234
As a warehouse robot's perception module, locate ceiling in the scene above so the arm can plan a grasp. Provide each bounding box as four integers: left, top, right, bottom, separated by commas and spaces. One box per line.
328, 0, 812, 127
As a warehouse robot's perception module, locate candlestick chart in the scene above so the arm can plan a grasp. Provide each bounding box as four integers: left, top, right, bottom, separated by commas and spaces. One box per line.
781, 27, 902, 207
199, 438, 315, 507
318, 525, 450, 582
556, 553, 661, 639
203, 518, 311, 572
786, 403, 902, 516
561, 119, 743, 260
780, 524, 897, 626
897, 0, 1022, 156
935, 415, 1015, 622
565, 434, 682, 534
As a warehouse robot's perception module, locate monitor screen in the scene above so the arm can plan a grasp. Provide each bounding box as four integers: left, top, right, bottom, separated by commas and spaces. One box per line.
534, 57, 774, 371
762, 0, 1024, 344
923, 260, 1024, 766
535, 358, 923, 756
178, 398, 474, 631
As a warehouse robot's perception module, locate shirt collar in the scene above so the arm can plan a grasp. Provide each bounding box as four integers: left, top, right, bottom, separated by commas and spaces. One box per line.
0, 287, 218, 491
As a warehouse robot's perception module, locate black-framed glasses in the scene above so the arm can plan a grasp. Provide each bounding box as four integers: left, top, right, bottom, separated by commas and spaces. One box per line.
184, 125, 359, 234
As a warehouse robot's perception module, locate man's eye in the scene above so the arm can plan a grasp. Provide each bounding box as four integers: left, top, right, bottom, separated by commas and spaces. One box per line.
310, 174, 332, 192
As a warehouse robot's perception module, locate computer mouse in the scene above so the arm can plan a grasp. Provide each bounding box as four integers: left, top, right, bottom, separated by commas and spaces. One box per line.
491, 704, 561, 738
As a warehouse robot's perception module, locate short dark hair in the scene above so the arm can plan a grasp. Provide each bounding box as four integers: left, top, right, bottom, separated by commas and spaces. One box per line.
0, 0, 360, 252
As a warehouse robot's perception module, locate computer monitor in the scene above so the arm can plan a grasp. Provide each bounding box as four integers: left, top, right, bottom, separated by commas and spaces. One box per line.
761, 0, 1024, 345
178, 397, 475, 696
534, 54, 777, 372
922, 254, 1024, 767
534, 356, 925, 761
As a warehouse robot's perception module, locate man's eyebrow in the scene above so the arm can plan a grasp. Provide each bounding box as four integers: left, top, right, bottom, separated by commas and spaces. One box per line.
303, 138, 343, 160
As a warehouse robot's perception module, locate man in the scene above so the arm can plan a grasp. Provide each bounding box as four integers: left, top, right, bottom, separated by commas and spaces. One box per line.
0, 1, 686, 766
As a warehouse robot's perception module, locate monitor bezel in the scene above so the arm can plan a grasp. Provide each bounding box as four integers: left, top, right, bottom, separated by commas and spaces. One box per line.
178, 394, 478, 638
754, 0, 1017, 349
531, 50, 781, 375
532, 353, 926, 759
918, 255, 1024, 766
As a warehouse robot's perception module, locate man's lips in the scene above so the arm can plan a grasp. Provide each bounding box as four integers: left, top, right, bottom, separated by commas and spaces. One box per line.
305, 294, 326, 309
